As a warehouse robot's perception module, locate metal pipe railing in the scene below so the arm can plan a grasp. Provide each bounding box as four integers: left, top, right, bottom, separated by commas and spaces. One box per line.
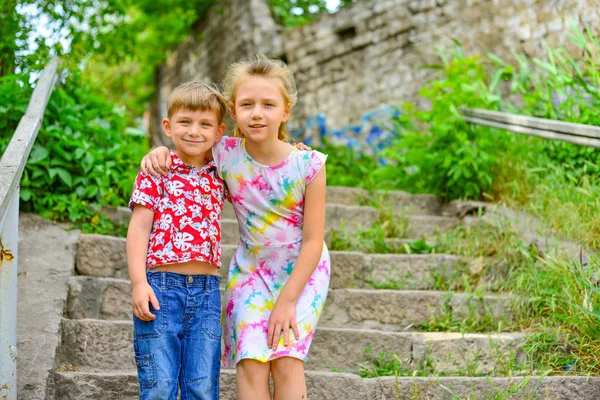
0, 57, 59, 400
461, 107, 600, 148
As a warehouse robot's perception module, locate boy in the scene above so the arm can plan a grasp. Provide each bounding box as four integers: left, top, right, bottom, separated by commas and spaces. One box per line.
127, 82, 227, 400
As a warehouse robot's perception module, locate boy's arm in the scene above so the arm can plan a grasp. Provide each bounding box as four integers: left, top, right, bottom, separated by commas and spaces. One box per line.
267, 166, 326, 350
127, 205, 160, 321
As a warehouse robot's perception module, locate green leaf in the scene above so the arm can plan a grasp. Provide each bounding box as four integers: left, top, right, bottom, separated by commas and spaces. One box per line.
28, 145, 50, 163
20, 189, 32, 202
50, 168, 73, 188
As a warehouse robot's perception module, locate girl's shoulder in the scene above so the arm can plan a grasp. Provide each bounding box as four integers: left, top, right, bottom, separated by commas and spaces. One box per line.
294, 149, 327, 185
214, 136, 242, 155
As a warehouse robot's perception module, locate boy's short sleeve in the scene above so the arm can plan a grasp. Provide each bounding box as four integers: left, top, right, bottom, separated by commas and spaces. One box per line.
303, 150, 327, 185
129, 172, 161, 211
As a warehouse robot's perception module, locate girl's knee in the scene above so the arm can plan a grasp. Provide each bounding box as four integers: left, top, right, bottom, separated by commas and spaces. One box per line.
237, 359, 270, 379
271, 357, 304, 377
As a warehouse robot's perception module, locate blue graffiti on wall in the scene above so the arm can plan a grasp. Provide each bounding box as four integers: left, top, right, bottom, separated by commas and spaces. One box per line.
290, 106, 400, 161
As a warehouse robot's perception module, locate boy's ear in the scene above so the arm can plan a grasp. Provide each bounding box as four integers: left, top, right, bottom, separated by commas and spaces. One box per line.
216, 123, 226, 141
229, 103, 236, 121
162, 118, 172, 138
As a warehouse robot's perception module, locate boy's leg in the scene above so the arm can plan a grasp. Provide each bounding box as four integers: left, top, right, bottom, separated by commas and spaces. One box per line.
133, 272, 183, 400
180, 275, 222, 400
236, 360, 271, 400
271, 357, 307, 400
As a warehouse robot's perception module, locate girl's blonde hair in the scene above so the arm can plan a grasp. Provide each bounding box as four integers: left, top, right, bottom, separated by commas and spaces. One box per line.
223, 55, 297, 142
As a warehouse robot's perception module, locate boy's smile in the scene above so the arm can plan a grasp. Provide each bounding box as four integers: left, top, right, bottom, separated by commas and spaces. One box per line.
162, 108, 225, 168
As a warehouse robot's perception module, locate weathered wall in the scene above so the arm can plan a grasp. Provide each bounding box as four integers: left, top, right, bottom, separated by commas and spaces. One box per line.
149, 0, 283, 145
150, 0, 600, 146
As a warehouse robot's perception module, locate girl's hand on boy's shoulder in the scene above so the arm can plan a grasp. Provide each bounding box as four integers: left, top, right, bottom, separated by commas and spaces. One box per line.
294, 142, 312, 151
132, 281, 160, 321
141, 146, 171, 178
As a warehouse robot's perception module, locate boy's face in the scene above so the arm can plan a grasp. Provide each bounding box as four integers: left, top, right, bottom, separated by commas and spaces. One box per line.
162, 108, 225, 164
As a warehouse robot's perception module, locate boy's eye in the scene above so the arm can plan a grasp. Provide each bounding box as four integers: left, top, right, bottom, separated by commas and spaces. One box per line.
202, 122, 212, 127
265, 103, 275, 107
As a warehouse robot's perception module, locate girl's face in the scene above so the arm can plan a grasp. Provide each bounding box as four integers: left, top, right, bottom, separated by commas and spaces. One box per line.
231, 77, 290, 143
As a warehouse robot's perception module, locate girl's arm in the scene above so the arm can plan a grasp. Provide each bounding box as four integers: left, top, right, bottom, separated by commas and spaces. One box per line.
267, 166, 327, 350
141, 146, 172, 177
127, 206, 160, 321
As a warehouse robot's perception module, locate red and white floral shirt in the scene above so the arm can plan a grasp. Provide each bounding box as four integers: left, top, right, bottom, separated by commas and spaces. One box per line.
129, 150, 227, 269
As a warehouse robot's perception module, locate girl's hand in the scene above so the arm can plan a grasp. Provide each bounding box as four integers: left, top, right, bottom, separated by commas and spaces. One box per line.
140, 146, 171, 177
132, 282, 160, 321
267, 298, 300, 350
294, 142, 312, 151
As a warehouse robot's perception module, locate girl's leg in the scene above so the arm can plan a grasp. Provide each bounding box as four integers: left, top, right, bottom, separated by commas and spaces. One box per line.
271, 357, 307, 400
236, 359, 271, 400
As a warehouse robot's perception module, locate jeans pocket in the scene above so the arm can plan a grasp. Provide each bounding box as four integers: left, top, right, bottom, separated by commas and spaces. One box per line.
133, 284, 167, 339
135, 353, 157, 389
202, 289, 222, 340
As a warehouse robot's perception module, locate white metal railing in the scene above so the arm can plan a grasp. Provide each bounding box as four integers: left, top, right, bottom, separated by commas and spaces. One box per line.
461, 107, 600, 148
0, 57, 59, 400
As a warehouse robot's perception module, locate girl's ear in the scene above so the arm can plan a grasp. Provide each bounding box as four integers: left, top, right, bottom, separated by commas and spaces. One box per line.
281, 103, 291, 123
162, 118, 172, 138
229, 103, 237, 121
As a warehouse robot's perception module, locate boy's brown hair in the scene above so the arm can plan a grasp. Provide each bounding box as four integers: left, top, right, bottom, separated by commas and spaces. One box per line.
167, 82, 228, 124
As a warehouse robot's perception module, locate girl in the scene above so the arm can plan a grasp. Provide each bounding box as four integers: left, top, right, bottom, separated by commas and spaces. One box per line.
141, 55, 330, 400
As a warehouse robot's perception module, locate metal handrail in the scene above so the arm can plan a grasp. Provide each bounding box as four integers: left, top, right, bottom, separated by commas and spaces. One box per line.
461, 107, 600, 148
0, 57, 59, 400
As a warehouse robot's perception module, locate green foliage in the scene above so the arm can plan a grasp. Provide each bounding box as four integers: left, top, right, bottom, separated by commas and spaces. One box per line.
320, 142, 379, 189
511, 254, 600, 375
269, 0, 357, 27
0, 0, 22, 76
373, 47, 514, 200
0, 72, 147, 233
358, 350, 415, 378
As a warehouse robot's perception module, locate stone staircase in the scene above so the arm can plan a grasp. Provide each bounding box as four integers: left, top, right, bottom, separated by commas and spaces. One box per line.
49, 187, 600, 399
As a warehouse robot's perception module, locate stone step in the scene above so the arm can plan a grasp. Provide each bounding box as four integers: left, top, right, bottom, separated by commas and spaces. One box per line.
101, 186, 444, 227
53, 369, 600, 400
57, 318, 523, 375
76, 235, 464, 289
68, 275, 512, 329
325, 186, 444, 216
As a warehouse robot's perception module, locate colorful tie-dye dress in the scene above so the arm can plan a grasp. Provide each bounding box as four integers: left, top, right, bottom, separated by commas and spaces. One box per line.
213, 136, 331, 368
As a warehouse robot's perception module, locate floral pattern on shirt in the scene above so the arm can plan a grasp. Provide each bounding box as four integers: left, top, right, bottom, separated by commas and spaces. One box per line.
129, 150, 226, 269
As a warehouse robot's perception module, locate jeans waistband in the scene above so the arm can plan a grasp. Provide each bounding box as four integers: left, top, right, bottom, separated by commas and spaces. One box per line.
146, 271, 220, 290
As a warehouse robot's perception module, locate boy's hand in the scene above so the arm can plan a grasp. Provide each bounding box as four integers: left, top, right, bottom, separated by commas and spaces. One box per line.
132, 282, 160, 321
294, 142, 312, 151
267, 297, 299, 350
141, 146, 171, 178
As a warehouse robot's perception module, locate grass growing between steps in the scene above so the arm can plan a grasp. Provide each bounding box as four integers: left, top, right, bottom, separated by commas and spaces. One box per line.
358, 346, 530, 379
329, 206, 412, 253
347, 212, 600, 376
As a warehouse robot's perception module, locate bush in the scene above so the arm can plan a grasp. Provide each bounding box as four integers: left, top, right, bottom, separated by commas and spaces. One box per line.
0, 72, 148, 233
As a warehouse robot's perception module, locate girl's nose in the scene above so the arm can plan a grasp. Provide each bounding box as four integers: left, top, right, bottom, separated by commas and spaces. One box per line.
251, 106, 262, 118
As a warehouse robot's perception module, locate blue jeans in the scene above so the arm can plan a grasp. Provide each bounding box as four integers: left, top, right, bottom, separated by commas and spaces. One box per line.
133, 271, 221, 400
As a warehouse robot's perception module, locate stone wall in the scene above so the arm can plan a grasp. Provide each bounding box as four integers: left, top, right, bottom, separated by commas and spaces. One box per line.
150, 0, 600, 147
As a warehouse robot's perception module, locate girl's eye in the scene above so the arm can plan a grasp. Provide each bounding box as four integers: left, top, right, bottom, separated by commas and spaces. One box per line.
241, 102, 251, 107
265, 103, 275, 107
